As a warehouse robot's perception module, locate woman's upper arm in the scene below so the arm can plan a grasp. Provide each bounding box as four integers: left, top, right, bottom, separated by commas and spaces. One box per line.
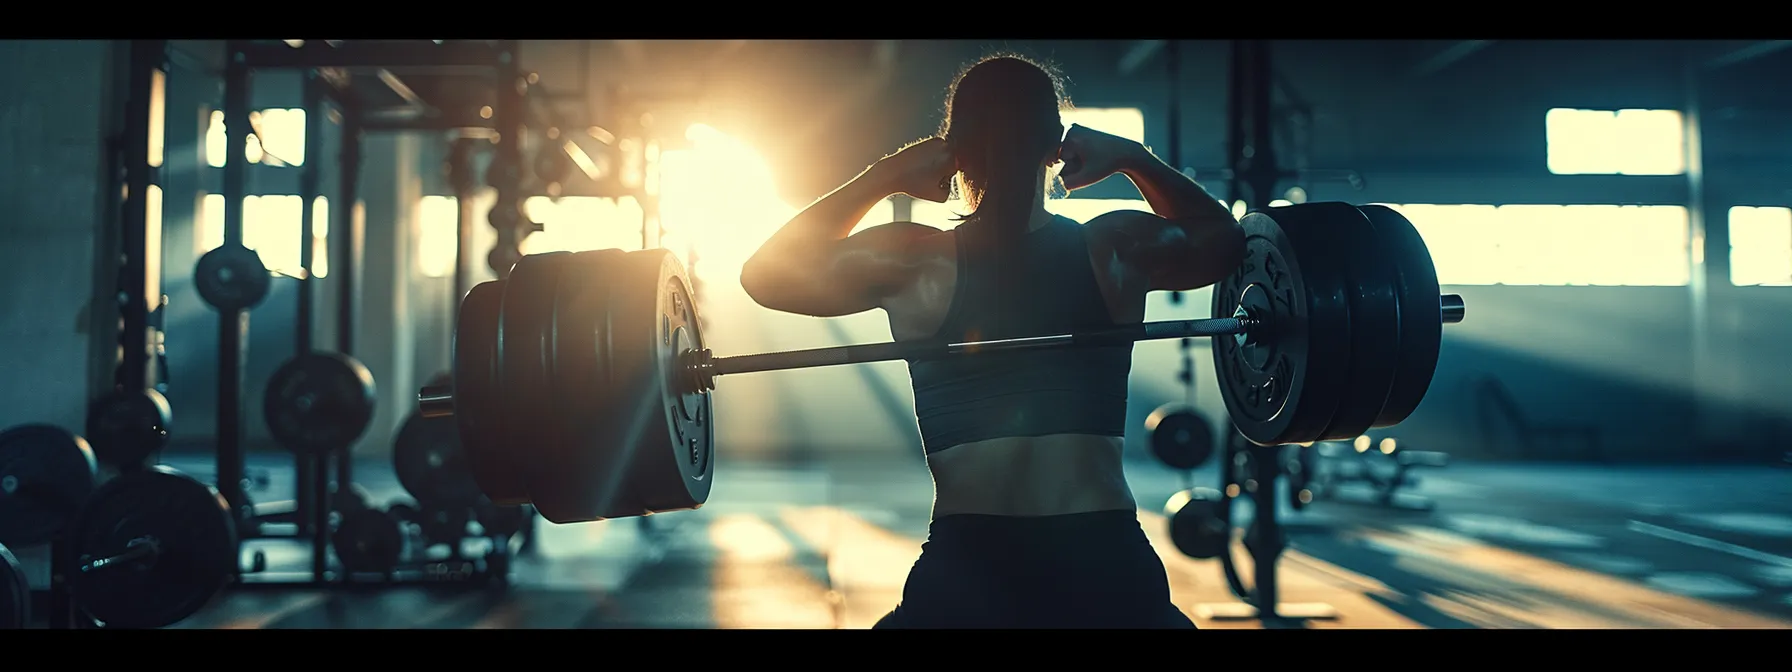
741, 222, 937, 317
1087, 209, 1244, 292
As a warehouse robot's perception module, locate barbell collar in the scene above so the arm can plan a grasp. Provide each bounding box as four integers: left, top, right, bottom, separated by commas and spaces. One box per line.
1441, 293, 1465, 324
418, 384, 455, 418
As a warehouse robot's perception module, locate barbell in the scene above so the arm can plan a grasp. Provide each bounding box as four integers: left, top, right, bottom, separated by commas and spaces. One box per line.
0, 426, 236, 629
416, 201, 1466, 525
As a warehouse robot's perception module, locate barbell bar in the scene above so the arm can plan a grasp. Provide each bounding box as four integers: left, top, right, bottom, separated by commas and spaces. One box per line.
418, 298, 1461, 420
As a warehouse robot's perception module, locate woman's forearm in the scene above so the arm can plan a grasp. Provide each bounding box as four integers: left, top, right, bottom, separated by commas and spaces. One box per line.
1118, 149, 1232, 222
744, 163, 899, 284
764, 164, 897, 251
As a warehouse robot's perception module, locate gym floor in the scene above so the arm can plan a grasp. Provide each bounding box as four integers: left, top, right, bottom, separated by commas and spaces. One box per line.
17, 452, 1789, 629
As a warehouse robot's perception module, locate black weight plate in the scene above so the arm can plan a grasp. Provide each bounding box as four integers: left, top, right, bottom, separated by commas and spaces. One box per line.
498, 252, 571, 509
455, 281, 524, 504
1356, 205, 1444, 427
530, 249, 625, 523
388, 502, 420, 524
332, 507, 404, 574
331, 482, 375, 513
630, 248, 715, 514
68, 467, 235, 629
85, 388, 172, 467
193, 243, 271, 312
1210, 204, 1355, 446
419, 506, 472, 547
394, 411, 483, 510
0, 425, 98, 547
0, 542, 26, 629
1318, 206, 1403, 440
1144, 404, 1216, 470
539, 249, 713, 524
1163, 488, 1229, 560
264, 352, 377, 454
473, 500, 532, 538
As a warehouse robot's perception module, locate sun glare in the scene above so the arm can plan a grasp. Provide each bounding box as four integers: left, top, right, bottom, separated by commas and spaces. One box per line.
659, 124, 795, 287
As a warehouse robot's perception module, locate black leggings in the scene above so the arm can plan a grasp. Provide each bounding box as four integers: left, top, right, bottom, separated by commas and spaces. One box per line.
874, 510, 1196, 629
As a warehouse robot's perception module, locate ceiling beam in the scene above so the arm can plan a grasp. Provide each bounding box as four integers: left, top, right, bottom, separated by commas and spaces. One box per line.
1118, 40, 1167, 75
1410, 40, 1494, 77
1704, 40, 1792, 69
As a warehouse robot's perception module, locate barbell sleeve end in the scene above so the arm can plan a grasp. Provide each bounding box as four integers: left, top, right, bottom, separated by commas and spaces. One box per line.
1441, 294, 1465, 324
681, 348, 718, 393
418, 385, 455, 418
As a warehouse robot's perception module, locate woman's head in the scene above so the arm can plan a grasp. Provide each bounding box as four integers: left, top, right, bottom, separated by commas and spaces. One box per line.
940, 54, 1068, 225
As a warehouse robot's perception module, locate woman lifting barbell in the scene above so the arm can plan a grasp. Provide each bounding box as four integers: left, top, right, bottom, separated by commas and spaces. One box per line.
740, 53, 1245, 629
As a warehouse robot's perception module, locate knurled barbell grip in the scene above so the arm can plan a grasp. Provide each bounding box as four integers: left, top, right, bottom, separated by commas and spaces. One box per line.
80, 537, 159, 573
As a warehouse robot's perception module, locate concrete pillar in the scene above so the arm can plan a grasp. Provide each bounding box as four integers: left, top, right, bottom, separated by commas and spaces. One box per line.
1684, 64, 1749, 456
356, 133, 420, 456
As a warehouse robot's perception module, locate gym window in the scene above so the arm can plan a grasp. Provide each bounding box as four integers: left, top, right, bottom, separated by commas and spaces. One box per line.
851, 197, 896, 235
416, 196, 460, 278
1047, 198, 1148, 222
205, 109, 307, 168
1544, 108, 1685, 176
196, 194, 328, 278
907, 197, 963, 227
1729, 205, 1792, 286
518, 196, 647, 256
1060, 107, 1146, 144
416, 193, 501, 278
1385, 203, 1690, 286
147, 68, 165, 169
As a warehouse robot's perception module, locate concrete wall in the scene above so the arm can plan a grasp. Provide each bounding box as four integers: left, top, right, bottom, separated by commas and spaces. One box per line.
0, 41, 120, 434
